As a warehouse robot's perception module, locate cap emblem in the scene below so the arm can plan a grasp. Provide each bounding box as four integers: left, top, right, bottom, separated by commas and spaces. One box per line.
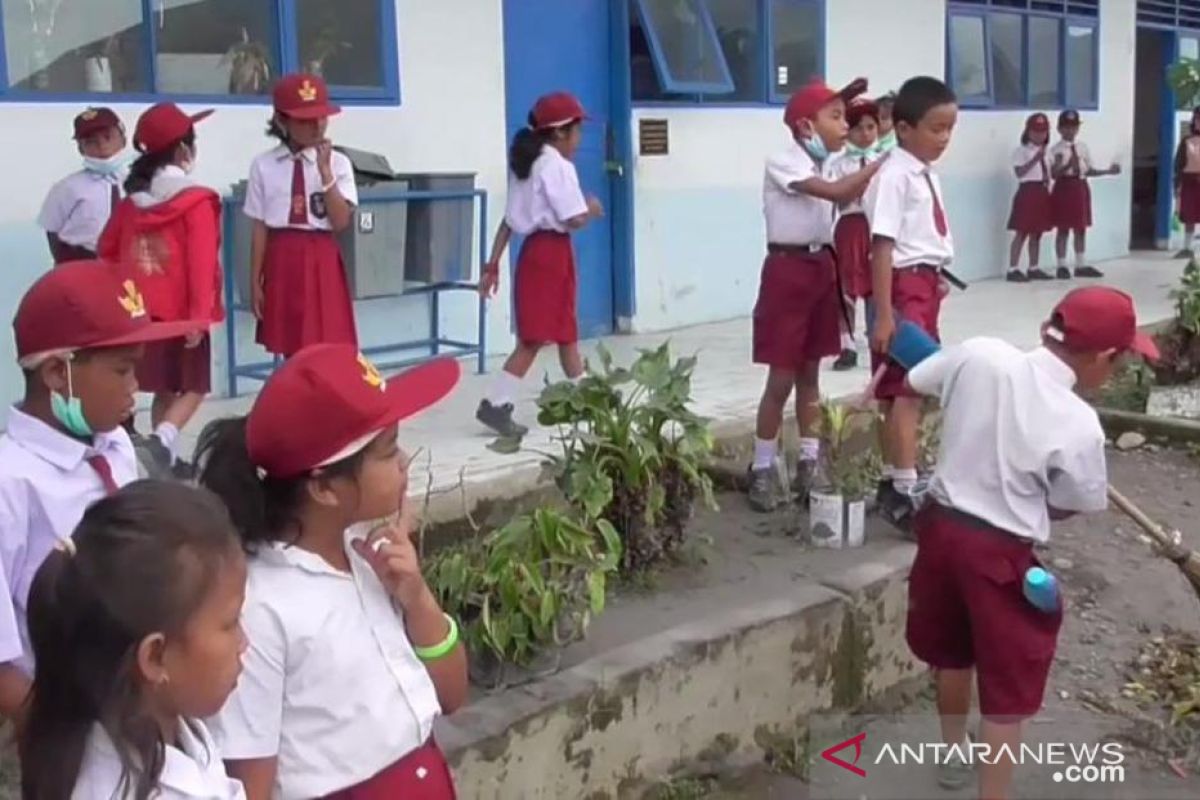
358, 353, 386, 391
298, 79, 318, 103
118, 280, 147, 319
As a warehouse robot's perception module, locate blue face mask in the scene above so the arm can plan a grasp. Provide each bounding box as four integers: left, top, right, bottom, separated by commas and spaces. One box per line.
82, 153, 128, 176
845, 142, 874, 158
50, 358, 93, 439
801, 134, 830, 162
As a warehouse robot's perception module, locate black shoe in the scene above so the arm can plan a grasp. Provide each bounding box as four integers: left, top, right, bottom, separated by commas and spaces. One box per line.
1174, 248, 1194, 260
1056, 267, 1072, 280
791, 458, 816, 506
1005, 269, 1028, 283
877, 481, 919, 538
832, 349, 858, 371
747, 465, 782, 513
476, 400, 529, 438
1027, 268, 1053, 281
1074, 265, 1104, 278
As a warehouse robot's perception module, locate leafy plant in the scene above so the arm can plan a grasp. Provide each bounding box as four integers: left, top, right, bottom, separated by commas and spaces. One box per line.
1155, 258, 1200, 385
1169, 58, 1200, 111
224, 28, 271, 95
815, 400, 880, 501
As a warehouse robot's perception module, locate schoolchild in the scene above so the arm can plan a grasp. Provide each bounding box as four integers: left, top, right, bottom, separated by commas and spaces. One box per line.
828, 97, 883, 371
197, 345, 467, 799
1049, 109, 1120, 279
1174, 106, 1200, 258
39, 107, 128, 264
20, 481, 248, 799
248, 73, 358, 358
0, 261, 198, 721
904, 286, 1157, 798
747, 77, 886, 513
875, 92, 898, 154
1006, 113, 1054, 282
99, 102, 223, 476
476, 91, 603, 438
864, 76, 959, 530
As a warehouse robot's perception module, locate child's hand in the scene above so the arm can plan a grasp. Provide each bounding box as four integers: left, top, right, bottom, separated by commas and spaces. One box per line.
184, 330, 204, 349
870, 312, 896, 356
352, 514, 430, 610
479, 261, 499, 298
1109, 162, 1121, 176
586, 195, 605, 218
316, 140, 335, 183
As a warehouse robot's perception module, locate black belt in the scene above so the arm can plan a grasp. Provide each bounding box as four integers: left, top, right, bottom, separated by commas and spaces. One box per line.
767, 242, 828, 255
933, 503, 1032, 548
897, 263, 968, 291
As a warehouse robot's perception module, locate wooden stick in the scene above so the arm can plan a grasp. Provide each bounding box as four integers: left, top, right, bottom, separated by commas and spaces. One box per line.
1107, 485, 1179, 551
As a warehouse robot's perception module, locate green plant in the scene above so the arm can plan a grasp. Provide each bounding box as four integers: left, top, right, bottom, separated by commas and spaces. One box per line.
224, 27, 271, 95
1170, 58, 1200, 111
1155, 259, 1200, 385
1172, 258, 1200, 336
538, 342, 716, 574
816, 400, 880, 501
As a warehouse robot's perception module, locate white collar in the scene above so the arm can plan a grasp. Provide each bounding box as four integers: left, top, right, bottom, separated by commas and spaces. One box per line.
274, 144, 315, 163
1028, 346, 1078, 389
892, 145, 931, 175
256, 525, 376, 581
6, 406, 126, 472
88, 719, 232, 798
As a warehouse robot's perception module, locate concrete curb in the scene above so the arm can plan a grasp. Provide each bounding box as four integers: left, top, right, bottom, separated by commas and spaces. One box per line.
1096, 406, 1200, 444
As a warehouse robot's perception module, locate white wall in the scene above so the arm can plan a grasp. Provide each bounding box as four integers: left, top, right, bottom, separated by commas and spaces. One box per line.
0, 0, 510, 401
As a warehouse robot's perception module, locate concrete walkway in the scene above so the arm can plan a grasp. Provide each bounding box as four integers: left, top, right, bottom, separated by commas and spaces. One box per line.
177, 253, 1182, 520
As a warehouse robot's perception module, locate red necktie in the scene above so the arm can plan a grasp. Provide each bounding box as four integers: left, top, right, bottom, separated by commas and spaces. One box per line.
1070, 144, 1080, 176
86, 454, 119, 496
288, 158, 307, 225
110, 182, 120, 214
923, 172, 948, 237
1039, 150, 1049, 186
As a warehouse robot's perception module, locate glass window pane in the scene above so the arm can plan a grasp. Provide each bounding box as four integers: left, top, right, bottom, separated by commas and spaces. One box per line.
771, 0, 822, 97
1065, 23, 1096, 107
990, 13, 1024, 106
948, 15, 988, 100
1182, 36, 1200, 62
635, 0, 731, 90
705, 0, 761, 101
1029, 16, 1061, 106
1, 0, 147, 93
154, 0, 277, 96
297, 0, 384, 89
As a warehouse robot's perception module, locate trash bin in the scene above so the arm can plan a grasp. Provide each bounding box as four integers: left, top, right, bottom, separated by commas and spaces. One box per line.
395, 172, 476, 286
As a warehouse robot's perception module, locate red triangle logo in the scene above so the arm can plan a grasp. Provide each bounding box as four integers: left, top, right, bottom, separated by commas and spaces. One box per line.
821, 732, 868, 777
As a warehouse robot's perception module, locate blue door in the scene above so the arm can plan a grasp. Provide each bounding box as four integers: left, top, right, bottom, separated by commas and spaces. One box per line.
503, 0, 615, 338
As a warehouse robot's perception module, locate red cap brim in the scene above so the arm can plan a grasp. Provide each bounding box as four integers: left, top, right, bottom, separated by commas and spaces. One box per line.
191, 109, 215, 125
1130, 331, 1160, 362
373, 357, 462, 430
837, 78, 869, 105
283, 103, 343, 120
92, 319, 205, 350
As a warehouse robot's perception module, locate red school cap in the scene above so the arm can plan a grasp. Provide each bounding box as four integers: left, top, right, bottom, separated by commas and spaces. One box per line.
13, 261, 201, 365
273, 73, 342, 120
1047, 286, 1159, 361
73, 107, 123, 140
246, 345, 461, 479
531, 92, 588, 130
784, 77, 868, 129
134, 103, 213, 154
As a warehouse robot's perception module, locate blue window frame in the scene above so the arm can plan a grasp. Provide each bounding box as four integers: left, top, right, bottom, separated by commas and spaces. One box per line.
946, 0, 1099, 109
0, 0, 399, 105
630, 0, 824, 105
1137, 0, 1200, 30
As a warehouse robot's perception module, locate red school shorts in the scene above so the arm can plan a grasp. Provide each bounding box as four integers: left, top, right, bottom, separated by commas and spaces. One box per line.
834, 214, 872, 300
136, 333, 212, 395
322, 739, 457, 799
906, 504, 1063, 721
1051, 177, 1092, 230
1007, 182, 1053, 235
514, 230, 578, 345
868, 266, 943, 400
1181, 174, 1200, 225
752, 247, 841, 368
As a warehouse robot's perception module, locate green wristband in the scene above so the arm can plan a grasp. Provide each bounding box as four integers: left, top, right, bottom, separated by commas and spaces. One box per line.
413, 614, 459, 662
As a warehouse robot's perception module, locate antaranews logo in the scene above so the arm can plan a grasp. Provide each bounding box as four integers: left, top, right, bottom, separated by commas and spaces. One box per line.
821, 733, 869, 777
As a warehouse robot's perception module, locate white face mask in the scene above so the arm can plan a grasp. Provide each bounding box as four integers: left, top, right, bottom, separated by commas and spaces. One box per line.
82, 152, 128, 176
179, 144, 197, 175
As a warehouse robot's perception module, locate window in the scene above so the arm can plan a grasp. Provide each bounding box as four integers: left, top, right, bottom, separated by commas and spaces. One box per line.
1137, 0, 1200, 29
946, 0, 1099, 109
0, 0, 398, 103
630, 0, 823, 104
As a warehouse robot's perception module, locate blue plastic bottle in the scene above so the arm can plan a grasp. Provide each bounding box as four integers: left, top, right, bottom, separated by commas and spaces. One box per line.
1023, 567, 1061, 614
889, 320, 941, 370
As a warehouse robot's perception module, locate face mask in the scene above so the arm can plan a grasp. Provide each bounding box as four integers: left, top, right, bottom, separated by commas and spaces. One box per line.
845, 142, 874, 158
800, 134, 829, 162
82, 153, 127, 176
877, 130, 898, 153
50, 358, 93, 439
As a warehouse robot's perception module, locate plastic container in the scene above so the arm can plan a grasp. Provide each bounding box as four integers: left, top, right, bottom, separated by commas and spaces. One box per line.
890, 319, 941, 370
1023, 566, 1061, 614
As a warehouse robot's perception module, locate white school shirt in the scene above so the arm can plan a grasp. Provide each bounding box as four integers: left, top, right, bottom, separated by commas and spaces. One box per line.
0, 407, 136, 674
209, 524, 441, 800
504, 145, 589, 235
1048, 139, 1092, 179
864, 146, 955, 268
243, 145, 358, 231
37, 169, 123, 251
72, 719, 246, 800
827, 148, 880, 216
762, 140, 835, 245
1012, 144, 1050, 184
909, 338, 1107, 543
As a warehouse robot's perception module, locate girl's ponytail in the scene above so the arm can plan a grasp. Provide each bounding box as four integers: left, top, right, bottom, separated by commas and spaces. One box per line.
508, 112, 553, 180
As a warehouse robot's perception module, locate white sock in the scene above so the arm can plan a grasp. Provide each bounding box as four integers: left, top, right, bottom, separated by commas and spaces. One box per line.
798, 437, 820, 463
882, 464, 896, 481
840, 332, 856, 350
154, 422, 179, 463
753, 437, 778, 470
1057, 255, 1067, 268
486, 370, 521, 407
893, 468, 918, 494
1074, 250, 1086, 268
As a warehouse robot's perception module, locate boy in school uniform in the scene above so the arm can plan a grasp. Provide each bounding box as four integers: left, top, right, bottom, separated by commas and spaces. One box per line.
1049, 109, 1120, 279
0, 261, 197, 720
747, 77, 885, 512
904, 286, 1157, 799
38, 108, 128, 264
865, 76, 958, 530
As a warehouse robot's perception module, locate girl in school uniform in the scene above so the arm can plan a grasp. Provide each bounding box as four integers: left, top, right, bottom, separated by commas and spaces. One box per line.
196, 345, 467, 800
1174, 106, 1200, 258
99, 103, 223, 477
875, 92, 897, 154
248, 73, 358, 358
475, 91, 604, 438
828, 97, 882, 371
1006, 112, 1054, 282
19, 481, 248, 800
1050, 109, 1120, 279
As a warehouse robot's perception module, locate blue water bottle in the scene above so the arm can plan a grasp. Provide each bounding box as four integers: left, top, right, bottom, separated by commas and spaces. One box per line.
1023, 567, 1061, 614
889, 320, 941, 370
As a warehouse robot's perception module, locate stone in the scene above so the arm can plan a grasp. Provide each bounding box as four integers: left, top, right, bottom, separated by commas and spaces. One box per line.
1052, 557, 1074, 570
1115, 432, 1146, 451
1146, 383, 1200, 420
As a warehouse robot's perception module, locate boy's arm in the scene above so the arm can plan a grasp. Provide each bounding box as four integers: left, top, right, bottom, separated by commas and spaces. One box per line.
0, 664, 30, 723
870, 237, 897, 352
791, 158, 886, 204
1046, 429, 1108, 516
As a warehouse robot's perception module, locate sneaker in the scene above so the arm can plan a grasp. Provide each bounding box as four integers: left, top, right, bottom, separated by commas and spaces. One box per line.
1074, 265, 1104, 278
476, 400, 529, 438
1005, 269, 1028, 283
791, 458, 816, 505
1056, 266, 1072, 280
1026, 267, 1052, 281
1174, 248, 1194, 260
832, 349, 858, 371
877, 481, 919, 537
747, 465, 782, 513
937, 751, 975, 790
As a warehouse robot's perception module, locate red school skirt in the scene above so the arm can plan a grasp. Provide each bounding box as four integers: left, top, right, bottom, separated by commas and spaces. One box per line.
322, 739, 457, 800
137, 334, 211, 394
256, 229, 358, 358
868, 265, 943, 401
1181, 174, 1200, 224
514, 230, 578, 345
833, 214, 872, 299
1007, 182, 1052, 235
1051, 177, 1092, 230
751, 247, 841, 368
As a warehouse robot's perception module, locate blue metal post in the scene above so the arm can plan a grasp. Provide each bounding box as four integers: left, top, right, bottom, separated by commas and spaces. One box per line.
222, 199, 239, 398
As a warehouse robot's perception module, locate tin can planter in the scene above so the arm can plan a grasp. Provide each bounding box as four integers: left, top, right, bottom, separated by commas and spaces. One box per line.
809, 493, 867, 549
